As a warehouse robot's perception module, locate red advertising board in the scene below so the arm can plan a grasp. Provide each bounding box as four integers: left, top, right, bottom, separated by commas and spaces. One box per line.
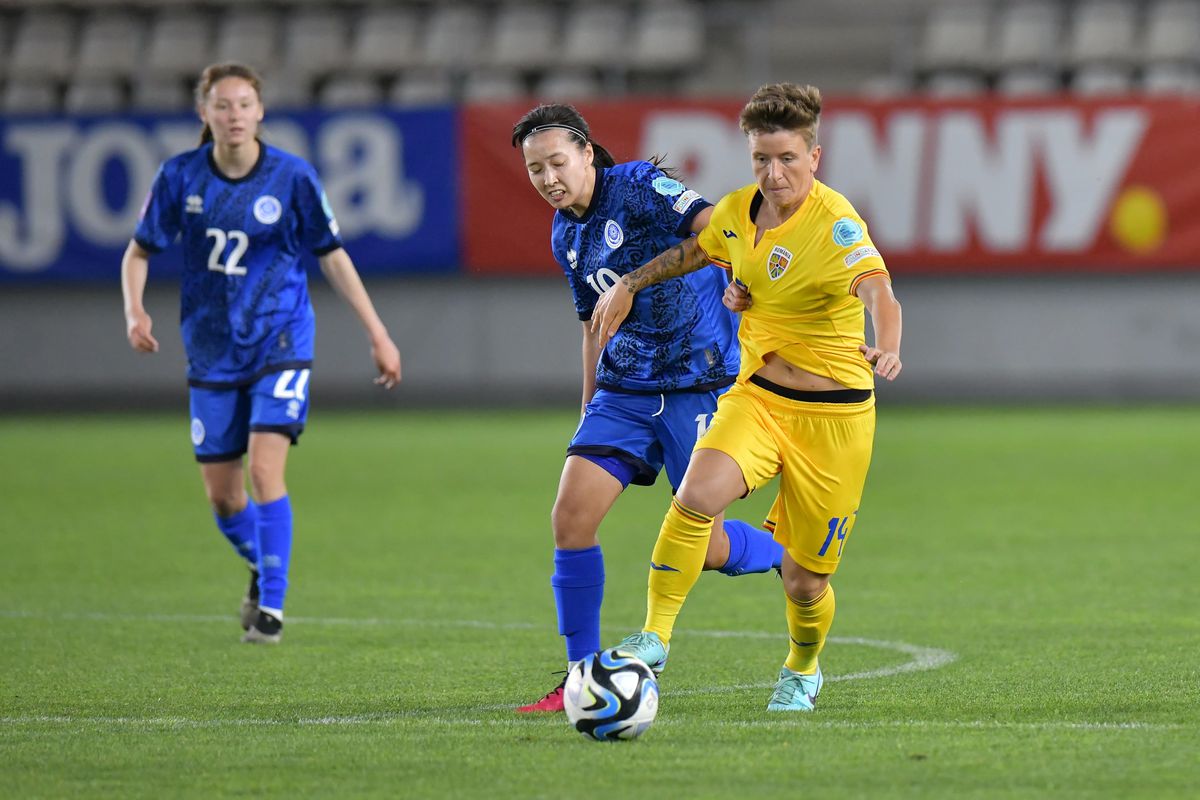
462, 97, 1200, 276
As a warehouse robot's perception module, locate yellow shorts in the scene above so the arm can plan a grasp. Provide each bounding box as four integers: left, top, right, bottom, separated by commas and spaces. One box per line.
697, 378, 876, 574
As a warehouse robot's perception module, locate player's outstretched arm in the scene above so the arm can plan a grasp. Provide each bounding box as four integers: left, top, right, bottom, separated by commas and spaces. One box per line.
591, 237, 709, 347
121, 240, 159, 354
318, 248, 402, 389
855, 275, 903, 381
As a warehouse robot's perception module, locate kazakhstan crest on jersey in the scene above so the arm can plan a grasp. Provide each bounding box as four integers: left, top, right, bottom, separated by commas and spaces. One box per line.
767, 245, 792, 280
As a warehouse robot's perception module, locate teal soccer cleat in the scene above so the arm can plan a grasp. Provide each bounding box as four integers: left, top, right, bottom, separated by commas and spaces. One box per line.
766, 664, 824, 711
613, 631, 669, 675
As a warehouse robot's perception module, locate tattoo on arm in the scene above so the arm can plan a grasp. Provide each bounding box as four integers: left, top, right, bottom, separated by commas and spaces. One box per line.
620, 238, 706, 293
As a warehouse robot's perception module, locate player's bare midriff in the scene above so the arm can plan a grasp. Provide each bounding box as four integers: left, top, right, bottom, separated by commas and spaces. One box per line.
756, 352, 847, 391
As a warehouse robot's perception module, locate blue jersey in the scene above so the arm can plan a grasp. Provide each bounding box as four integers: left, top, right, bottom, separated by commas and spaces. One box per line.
135, 142, 343, 388
552, 161, 738, 394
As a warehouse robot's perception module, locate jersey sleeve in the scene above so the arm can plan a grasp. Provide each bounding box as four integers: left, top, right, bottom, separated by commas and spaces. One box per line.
630, 161, 712, 239
828, 214, 889, 295
294, 164, 345, 256
695, 192, 736, 269
133, 164, 181, 253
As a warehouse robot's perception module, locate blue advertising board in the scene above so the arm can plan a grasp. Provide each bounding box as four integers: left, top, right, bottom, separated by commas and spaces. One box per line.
0, 107, 460, 281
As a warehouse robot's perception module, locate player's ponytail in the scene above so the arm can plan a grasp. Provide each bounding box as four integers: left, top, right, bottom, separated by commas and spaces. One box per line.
512, 103, 616, 168
739, 83, 823, 149
195, 62, 264, 146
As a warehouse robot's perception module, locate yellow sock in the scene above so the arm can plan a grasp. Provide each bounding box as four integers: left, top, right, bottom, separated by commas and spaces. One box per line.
784, 584, 836, 674
642, 498, 714, 645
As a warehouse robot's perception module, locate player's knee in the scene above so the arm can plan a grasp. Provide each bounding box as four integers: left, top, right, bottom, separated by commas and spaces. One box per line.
247, 462, 285, 504
550, 499, 598, 549
206, 486, 245, 518
782, 566, 830, 603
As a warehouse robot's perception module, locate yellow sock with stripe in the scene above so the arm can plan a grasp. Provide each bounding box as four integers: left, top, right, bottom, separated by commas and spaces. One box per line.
784, 584, 836, 674
643, 498, 714, 645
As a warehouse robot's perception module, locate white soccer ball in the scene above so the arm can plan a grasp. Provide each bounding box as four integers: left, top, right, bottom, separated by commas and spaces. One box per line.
564, 647, 659, 741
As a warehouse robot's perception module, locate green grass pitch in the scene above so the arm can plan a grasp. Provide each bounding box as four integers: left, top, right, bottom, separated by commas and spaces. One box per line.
1, 407, 1198, 798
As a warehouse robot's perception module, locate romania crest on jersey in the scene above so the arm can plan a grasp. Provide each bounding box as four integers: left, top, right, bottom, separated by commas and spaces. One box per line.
767, 245, 792, 280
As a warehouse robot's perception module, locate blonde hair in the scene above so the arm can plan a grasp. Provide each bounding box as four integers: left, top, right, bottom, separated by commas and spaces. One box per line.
195, 62, 263, 145
738, 83, 822, 149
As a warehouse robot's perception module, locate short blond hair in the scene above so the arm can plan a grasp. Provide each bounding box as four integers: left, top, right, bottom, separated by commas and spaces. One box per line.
739, 83, 822, 149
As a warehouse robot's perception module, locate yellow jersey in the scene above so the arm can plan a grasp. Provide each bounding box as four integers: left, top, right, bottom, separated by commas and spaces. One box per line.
696, 179, 889, 390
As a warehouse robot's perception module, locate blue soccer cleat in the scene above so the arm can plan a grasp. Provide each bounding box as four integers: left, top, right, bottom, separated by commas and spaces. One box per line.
766, 664, 824, 711
613, 631, 669, 675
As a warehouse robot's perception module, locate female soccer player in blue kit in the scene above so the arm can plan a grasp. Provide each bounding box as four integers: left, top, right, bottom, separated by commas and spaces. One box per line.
512, 104, 783, 711
120, 63, 401, 644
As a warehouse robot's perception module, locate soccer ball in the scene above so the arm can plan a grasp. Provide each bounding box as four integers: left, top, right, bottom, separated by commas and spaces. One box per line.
564, 647, 659, 741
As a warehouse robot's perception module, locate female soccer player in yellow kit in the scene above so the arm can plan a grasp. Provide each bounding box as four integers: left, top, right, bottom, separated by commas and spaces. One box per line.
591, 83, 903, 710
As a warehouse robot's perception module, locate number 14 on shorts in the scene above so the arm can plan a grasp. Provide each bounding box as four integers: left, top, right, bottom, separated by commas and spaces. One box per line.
818, 513, 857, 558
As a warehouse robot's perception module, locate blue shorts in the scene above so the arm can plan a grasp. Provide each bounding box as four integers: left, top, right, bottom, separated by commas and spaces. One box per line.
568, 387, 728, 490
189, 368, 311, 463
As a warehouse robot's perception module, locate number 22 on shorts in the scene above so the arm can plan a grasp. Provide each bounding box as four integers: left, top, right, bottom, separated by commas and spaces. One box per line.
818, 513, 857, 558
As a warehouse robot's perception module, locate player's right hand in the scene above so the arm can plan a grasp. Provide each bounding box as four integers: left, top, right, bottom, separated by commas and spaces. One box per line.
724, 279, 752, 312
126, 309, 159, 353
591, 280, 635, 348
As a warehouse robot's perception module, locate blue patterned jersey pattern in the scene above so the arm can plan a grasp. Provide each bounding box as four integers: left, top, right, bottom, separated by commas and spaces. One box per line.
552, 161, 738, 394
135, 142, 343, 388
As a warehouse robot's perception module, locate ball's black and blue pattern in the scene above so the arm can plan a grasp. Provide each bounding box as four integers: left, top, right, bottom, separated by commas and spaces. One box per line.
551, 161, 739, 395
565, 647, 660, 741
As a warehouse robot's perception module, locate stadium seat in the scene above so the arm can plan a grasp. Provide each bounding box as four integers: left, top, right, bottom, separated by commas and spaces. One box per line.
995, 67, 1062, 96
918, 2, 992, 75
925, 71, 989, 97
1066, 0, 1140, 67
1142, 0, 1200, 65
857, 74, 914, 98
131, 76, 192, 111
421, 4, 488, 71
462, 70, 527, 102
1141, 62, 1200, 94
536, 70, 603, 100
144, 10, 212, 80
490, 3, 558, 70
280, 9, 349, 80
348, 6, 423, 74
389, 71, 454, 106
561, 3, 628, 69
7, 11, 75, 81
317, 75, 384, 109
214, 9, 279, 75
64, 77, 124, 113
74, 11, 145, 80
1, 78, 59, 113
260, 73, 311, 110
1071, 63, 1135, 95
993, 2, 1063, 72
627, 1, 704, 71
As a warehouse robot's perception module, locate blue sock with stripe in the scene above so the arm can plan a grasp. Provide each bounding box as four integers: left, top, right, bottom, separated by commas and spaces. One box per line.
256, 495, 292, 614
719, 519, 784, 576
551, 546, 605, 663
215, 501, 259, 567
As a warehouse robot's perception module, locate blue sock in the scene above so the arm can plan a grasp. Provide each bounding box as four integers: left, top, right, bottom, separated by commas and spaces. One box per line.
256, 495, 292, 613
214, 501, 259, 567
719, 519, 784, 576
551, 546, 605, 663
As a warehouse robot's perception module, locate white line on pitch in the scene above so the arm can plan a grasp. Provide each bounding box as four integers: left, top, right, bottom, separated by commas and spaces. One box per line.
0, 608, 957, 685
0, 714, 1182, 733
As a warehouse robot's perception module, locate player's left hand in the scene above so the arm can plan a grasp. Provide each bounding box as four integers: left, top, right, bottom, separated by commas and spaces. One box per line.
372, 336, 402, 389
724, 279, 752, 312
591, 280, 635, 347
859, 345, 902, 381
